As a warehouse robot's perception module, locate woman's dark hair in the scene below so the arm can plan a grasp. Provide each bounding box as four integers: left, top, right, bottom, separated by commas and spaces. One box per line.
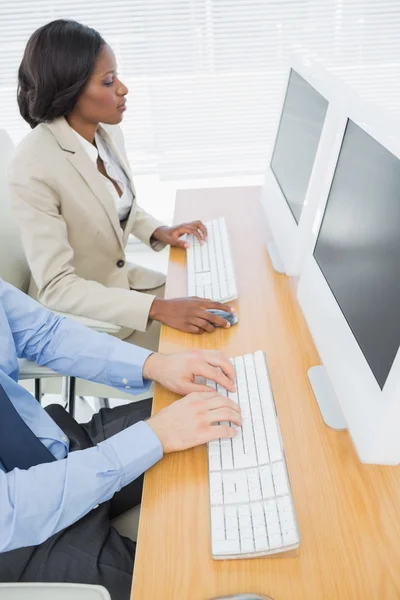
18, 19, 105, 128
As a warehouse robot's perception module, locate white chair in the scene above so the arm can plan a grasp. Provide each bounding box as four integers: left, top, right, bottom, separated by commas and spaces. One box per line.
0, 583, 111, 600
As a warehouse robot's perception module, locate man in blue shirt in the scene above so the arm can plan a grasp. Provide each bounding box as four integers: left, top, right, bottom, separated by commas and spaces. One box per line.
0, 279, 241, 599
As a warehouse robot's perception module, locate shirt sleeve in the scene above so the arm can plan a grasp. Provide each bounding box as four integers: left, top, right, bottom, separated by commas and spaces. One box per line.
0, 279, 153, 394
0, 420, 162, 552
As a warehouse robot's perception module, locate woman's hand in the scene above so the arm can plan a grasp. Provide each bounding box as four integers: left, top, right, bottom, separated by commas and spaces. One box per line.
149, 297, 235, 333
152, 221, 207, 248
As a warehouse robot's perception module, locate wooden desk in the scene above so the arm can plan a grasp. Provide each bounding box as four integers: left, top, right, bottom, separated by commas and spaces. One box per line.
132, 187, 400, 600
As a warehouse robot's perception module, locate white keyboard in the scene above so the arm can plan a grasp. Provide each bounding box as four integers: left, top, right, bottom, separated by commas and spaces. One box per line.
186, 217, 238, 303
206, 351, 300, 560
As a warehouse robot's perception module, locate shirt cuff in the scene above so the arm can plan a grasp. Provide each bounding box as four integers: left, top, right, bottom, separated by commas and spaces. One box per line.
102, 421, 163, 487
107, 340, 154, 390
137, 218, 167, 251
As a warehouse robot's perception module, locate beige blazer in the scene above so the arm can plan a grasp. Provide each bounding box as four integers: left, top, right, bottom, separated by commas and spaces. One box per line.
8, 117, 166, 334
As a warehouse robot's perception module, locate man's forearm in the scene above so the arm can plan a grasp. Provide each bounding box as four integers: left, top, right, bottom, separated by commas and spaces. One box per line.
30, 316, 154, 393
0, 421, 162, 553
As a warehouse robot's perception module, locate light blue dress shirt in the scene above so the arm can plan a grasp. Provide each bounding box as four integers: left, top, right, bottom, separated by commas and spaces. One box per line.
0, 279, 163, 553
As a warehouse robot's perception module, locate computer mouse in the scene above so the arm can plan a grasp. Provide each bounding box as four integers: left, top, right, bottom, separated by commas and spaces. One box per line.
209, 595, 273, 600
206, 309, 238, 327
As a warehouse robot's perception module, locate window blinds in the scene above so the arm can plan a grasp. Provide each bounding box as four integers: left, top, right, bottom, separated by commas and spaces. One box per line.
1, 1, 399, 179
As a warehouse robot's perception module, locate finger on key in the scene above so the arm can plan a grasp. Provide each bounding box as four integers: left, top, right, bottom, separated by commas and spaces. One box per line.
198, 364, 235, 393
208, 408, 242, 427
207, 424, 237, 441
179, 225, 204, 244
192, 220, 208, 241
203, 351, 236, 390
205, 395, 241, 414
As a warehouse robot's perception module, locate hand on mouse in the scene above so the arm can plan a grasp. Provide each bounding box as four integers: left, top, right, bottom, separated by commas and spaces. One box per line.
149, 297, 235, 334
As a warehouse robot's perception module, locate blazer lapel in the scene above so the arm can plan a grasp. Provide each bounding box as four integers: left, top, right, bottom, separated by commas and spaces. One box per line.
46, 118, 124, 248
98, 125, 137, 246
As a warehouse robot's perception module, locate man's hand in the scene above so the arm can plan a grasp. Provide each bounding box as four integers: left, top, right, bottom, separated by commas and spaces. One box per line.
147, 392, 242, 453
149, 297, 235, 334
143, 349, 236, 395
152, 221, 207, 249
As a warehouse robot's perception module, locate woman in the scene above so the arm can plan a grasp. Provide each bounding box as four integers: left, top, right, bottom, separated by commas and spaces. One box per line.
9, 19, 234, 350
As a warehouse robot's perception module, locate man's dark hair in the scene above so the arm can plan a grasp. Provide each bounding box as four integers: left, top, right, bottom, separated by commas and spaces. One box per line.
17, 19, 105, 128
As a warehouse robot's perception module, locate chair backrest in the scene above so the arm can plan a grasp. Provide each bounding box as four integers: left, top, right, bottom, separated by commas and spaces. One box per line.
0, 129, 30, 292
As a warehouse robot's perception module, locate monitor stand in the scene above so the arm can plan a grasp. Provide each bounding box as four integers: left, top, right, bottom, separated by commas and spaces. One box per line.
267, 242, 285, 274
308, 366, 347, 431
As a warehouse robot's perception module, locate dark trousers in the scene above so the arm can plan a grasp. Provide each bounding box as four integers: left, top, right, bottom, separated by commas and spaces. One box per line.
0, 399, 152, 600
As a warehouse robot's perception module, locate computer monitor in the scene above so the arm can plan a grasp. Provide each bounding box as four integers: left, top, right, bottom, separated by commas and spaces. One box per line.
297, 102, 400, 465
261, 56, 347, 276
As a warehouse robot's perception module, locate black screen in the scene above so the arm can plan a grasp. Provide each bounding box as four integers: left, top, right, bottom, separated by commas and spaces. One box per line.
271, 69, 328, 223
314, 120, 400, 389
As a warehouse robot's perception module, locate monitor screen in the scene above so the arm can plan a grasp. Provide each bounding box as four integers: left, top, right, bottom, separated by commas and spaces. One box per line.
314, 120, 400, 389
270, 69, 328, 224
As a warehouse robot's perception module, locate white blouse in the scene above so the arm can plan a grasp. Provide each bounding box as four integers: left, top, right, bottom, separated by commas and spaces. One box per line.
72, 128, 133, 221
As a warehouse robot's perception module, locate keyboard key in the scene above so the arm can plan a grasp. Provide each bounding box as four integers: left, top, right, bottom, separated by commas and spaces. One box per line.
196, 272, 212, 286
240, 537, 255, 553
272, 462, 289, 496
247, 468, 262, 502
219, 218, 237, 299
186, 245, 196, 296
264, 499, 279, 522
255, 535, 269, 552
224, 505, 237, 521
193, 237, 202, 272
212, 539, 241, 556
234, 357, 258, 468
282, 529, 299, 546
277, 496, 297, 530
210, 472, 223, 505
251, 503, 267, 540
213, 219, 229, 300
222, 471, 249, 504
238, 507, 253, 540
220, 439, 234, 470
259, 465, 275, 499
268, 533, 283, 550
208, 440, 221, 471
213, 528, 226, 542
265, 521, 281, 537
227, 528, 239, 541
196, 284, 205, 298
204, 283, 213, 299
211, 506, 224, 530
226, 515, 238, 530
201, 242, 210, 272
